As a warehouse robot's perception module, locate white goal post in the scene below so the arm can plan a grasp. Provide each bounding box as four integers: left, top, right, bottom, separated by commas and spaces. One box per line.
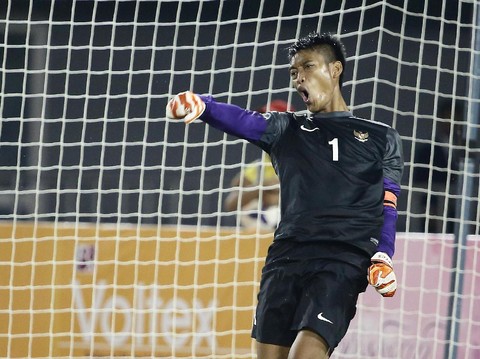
0, 0, 479, 358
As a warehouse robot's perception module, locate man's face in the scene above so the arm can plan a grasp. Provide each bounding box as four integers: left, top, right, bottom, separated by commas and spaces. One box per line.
289, 49, 341, 113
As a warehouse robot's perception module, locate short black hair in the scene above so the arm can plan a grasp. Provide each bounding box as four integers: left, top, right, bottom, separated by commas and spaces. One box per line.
288, 32, 347, 87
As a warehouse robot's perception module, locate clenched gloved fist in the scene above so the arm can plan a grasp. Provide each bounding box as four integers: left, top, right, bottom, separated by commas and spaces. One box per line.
166, 91, 206, 124
368, 252, 397, 297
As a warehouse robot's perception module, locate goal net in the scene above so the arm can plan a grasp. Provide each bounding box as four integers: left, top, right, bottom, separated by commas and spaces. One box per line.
1, 0, 479, 358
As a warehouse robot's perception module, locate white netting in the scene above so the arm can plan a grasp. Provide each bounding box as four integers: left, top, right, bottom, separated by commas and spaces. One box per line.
0, 0, 479, 358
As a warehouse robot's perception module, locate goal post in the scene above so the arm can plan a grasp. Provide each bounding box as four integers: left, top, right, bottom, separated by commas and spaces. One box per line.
0, 0, 479, 358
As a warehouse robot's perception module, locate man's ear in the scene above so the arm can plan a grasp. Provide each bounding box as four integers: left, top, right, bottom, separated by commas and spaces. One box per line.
331, 60, 343, 80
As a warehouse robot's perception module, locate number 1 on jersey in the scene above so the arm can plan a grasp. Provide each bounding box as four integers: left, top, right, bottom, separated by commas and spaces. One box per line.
328, 138, 339, 162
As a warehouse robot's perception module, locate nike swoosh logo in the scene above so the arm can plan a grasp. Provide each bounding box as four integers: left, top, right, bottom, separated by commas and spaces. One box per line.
300, 125, 319, 132
317, 312, 333, 324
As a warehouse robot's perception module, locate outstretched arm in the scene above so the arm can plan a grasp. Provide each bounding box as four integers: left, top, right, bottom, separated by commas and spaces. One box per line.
166, 91, 268, 142
199, 95, 268, 142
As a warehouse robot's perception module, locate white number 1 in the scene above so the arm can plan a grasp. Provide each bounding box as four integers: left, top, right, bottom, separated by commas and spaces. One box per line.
328, 138, 339, 161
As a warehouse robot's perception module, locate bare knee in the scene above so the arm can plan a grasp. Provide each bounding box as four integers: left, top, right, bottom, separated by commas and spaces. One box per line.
288, 329, 330, 359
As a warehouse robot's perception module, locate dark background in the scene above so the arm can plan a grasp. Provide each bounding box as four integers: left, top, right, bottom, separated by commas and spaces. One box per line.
0, 0, 477, 232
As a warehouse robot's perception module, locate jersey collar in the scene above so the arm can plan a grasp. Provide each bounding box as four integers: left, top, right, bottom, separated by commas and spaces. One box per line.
311, 111, 353, 119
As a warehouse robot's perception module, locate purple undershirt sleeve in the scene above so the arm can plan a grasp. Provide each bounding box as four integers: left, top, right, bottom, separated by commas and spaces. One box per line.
384, 177, 401, 197
378, 178, 401, 258
378, 206, 397, 258
198, 95, 268, 142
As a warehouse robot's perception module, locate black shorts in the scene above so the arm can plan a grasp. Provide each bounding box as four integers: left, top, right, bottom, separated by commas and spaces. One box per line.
251, 256, 369, 350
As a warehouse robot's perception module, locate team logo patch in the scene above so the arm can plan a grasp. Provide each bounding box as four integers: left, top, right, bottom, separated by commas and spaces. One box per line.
353, 130, 369, 142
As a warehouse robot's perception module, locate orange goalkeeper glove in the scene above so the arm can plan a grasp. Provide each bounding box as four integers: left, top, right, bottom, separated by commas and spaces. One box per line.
368, 252, 397, 297
166, 91, 206, 124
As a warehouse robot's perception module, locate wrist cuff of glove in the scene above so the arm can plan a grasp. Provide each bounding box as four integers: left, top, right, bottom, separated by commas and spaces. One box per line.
371, 251, 393, 267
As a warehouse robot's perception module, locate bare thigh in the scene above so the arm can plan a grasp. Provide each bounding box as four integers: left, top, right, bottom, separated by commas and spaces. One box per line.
256, 341, 290, 359
289, 329, 330, 359
256, 330, 329, 359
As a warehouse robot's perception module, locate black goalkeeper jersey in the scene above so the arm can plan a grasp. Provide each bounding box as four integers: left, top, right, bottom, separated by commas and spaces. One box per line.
253, 111, 403, 260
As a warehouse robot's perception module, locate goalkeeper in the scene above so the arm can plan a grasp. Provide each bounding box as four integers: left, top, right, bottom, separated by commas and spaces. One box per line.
167, 32, 403, 359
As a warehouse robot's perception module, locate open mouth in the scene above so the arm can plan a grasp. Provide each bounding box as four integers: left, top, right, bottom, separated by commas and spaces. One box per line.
298, 86, 310, 103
